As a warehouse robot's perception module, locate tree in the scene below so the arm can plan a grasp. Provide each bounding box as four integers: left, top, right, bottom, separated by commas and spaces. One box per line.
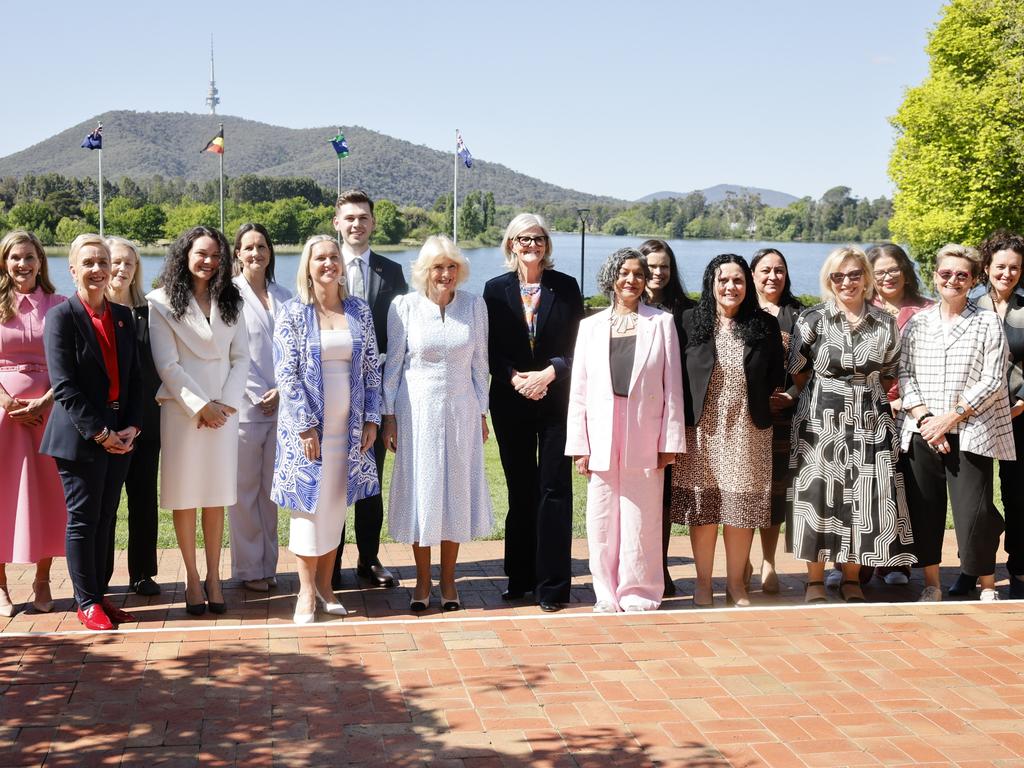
372, 199, 406, 245
55, 217, 92, 244
890, 0, 1024, 271
8, 201, 58, 236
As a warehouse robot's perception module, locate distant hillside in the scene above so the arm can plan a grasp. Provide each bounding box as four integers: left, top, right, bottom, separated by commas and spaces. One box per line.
0, 111, 621, 209
638, 184, 799, 208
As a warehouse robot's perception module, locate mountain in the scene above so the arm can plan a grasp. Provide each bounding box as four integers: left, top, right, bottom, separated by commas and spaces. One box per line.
0, 111, 621, 209
638, 184, 800, 208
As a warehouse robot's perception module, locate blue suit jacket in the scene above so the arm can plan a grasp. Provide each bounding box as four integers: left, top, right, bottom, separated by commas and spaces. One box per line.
40, 295, 143, 462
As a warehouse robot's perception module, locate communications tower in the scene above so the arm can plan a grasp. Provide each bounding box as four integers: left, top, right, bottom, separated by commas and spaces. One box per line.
205, 36, 220, 115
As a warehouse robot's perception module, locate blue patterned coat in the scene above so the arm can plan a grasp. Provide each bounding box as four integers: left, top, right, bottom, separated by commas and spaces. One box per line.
271, 297, 381, 513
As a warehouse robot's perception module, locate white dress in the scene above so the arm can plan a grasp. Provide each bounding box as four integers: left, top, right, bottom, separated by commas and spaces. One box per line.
288, 329, 351, 557
383, 291, 493, 546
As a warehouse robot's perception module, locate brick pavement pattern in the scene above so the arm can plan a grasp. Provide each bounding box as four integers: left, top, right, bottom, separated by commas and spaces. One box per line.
2, 532, 1023, 766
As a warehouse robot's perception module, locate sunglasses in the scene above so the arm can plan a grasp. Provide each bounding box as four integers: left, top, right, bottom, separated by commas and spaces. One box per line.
828, 269, 863, 285
936, 269, 972, 284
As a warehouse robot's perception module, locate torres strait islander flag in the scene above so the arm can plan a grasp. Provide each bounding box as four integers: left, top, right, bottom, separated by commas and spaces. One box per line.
202, 128, 225, 154
330, 132, 350, 158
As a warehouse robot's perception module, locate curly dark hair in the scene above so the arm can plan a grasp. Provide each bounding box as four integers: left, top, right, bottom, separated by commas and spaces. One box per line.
232, 222, 277, 283
750, 247, 803, 309
596, 247, 650, 302
689, 254, 775, 345
158, 226, 241, 324
865, 243, 925, 302
978, 229, 1024, 286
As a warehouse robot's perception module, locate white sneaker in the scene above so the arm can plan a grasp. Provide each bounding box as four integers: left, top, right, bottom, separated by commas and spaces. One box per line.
825, 569, 843, 589
884, 571, 910, 586
593, 600, 617, 613
980, 588, 1000, 603
917, 585, 942, 602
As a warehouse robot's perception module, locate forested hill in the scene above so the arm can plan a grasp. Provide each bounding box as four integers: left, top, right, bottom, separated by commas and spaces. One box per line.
0, 111, 620, 208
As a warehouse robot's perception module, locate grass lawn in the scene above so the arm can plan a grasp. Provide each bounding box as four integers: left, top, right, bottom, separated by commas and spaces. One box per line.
114, 416, 969, 549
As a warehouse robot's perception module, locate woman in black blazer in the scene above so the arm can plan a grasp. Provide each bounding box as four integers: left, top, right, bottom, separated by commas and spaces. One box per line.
40, 234, 142, 631
670, 254, 784, 607
483, 213, 584, 612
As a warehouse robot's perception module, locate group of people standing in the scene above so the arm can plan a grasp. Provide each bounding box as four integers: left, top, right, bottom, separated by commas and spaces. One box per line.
1, 191, 1022, 628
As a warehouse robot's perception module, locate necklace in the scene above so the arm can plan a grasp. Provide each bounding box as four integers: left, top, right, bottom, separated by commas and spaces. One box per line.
610, 310, 639, 334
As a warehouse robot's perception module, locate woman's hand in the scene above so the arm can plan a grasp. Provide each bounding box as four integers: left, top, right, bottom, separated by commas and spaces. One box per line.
198, 401, 236, 429
114, 426, 139, 452
381, 417, 398, 453
8, 395, 51, 426
889, 396, 903, 414
258, 388, 279, 416
919, 412, 955, 454
512, 367, 554, 401
574, 455, 591, 477
360, 422, 378, 453
657, 452, 675, 469
1012, 399, 1024, 419
768, 387, 794, 413
299, 427, 321, 461
481, 415, 489, 443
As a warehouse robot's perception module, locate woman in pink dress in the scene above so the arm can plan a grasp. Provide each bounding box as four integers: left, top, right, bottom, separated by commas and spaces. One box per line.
0, 231, 67, 617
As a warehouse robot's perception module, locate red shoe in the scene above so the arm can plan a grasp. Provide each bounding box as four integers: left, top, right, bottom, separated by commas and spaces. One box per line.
77, 604, 114, 631
101, 599, 136, 625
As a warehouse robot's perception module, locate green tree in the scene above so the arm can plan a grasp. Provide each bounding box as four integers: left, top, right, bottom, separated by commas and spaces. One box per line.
8, 201, 58, 236
55, 217, 92, 244
890, 0, 1024, 271
372, 199, 406, 245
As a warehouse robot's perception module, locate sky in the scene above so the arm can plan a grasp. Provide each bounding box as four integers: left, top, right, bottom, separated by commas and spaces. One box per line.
4, 1, 946, 202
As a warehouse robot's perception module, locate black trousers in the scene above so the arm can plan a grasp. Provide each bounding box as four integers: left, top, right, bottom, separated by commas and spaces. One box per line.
56, 451, 132, 611
106, 435, 160, 585
999, 415, 1024, 576
903, 433, 1004, 575
334, 431, 386, 573
492, 407, 573, 603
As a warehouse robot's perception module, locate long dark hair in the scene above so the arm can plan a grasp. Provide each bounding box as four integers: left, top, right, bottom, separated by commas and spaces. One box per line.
865, 243, 925, 302
750, 247, 802, 308
233, 222, 277, 283
639, 238, 690, 313
689, 254, 774, 345
978, 229, 1024, 288
158, 226, 241, 324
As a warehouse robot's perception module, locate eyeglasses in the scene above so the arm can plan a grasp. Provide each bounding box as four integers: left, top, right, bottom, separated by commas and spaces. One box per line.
828, 269, 863, 285
873, 267, 902, 280
514, 235, 548, 247
936, 269, 972, 283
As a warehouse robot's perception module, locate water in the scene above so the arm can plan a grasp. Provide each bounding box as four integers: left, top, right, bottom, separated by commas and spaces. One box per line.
46, 233, 853, 300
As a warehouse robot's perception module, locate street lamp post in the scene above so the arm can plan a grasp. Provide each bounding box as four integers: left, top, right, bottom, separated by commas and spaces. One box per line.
577, 208, 590, 297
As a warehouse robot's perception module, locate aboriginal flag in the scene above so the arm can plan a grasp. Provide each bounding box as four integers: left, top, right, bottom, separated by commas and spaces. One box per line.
202, 128, 224, 155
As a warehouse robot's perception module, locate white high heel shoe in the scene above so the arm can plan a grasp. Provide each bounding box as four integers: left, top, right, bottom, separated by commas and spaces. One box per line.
293, 593, 316, 624
316, 590, 348, 616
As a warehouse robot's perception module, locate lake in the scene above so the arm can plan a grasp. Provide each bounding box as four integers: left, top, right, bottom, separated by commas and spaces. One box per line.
46, 233, 863, 300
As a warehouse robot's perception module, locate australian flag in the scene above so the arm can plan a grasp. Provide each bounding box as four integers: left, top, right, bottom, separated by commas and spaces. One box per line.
81, 124, 102, 150
456, 130, 472, 168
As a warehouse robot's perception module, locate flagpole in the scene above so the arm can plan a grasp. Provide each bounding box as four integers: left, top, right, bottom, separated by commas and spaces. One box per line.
218, 121, 225, 232
98, 146, 104, 238
453, 129, 458, 244
337, 126, 343, 197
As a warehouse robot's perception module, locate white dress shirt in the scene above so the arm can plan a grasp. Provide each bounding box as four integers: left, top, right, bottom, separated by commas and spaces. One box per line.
343, 248, 370, 299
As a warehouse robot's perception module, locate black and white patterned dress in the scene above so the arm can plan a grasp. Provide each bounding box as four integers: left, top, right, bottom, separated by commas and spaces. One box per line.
786, 302, 915, 565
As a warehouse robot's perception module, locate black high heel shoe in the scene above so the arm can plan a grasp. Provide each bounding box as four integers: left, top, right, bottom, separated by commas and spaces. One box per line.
204, 580, 227, 615
185, 583, 206, 616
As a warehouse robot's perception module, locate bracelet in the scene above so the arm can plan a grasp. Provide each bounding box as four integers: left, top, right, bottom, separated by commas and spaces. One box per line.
915, 412, 934, 429
93, 427, 110, 443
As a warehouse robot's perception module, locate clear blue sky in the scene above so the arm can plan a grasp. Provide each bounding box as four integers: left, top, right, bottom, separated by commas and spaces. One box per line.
6, 0, 944, 201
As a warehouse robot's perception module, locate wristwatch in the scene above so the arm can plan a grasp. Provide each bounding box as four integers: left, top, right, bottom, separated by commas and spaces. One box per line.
955, 404, 967, 420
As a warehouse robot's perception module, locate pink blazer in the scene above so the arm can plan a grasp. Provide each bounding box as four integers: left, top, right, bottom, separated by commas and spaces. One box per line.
565, 304, 686, 472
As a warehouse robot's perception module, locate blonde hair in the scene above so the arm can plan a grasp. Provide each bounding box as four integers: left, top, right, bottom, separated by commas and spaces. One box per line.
296, 235, 347, 304
105, 236, 147, 308
935, 242, 983, 279
0, 230, 55, 323
410, 235, 470, 294
501, 213, 554, 272
68, 234, 111, 291
819, 245, 874, 301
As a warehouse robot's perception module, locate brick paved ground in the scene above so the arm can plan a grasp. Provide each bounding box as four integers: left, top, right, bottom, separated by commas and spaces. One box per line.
2, 531, 1022, 766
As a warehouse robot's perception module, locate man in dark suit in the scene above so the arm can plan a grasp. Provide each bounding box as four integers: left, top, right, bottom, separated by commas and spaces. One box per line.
331, 189, 408, 589
40, 234, 142, 630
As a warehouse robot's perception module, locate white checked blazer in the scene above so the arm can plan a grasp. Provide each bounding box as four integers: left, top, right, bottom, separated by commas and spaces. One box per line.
898, 300, 1016, 460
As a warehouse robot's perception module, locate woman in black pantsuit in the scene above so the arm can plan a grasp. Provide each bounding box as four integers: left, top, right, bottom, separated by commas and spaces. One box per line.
484, 213, 584, 612
40, 234, 143, 631
105, 237, 161, 596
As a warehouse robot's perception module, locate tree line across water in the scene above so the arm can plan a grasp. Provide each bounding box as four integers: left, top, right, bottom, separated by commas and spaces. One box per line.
0, 172, 891, 247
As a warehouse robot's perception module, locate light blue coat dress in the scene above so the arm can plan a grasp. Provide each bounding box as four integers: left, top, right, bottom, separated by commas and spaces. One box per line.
271, 297, 381, 514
